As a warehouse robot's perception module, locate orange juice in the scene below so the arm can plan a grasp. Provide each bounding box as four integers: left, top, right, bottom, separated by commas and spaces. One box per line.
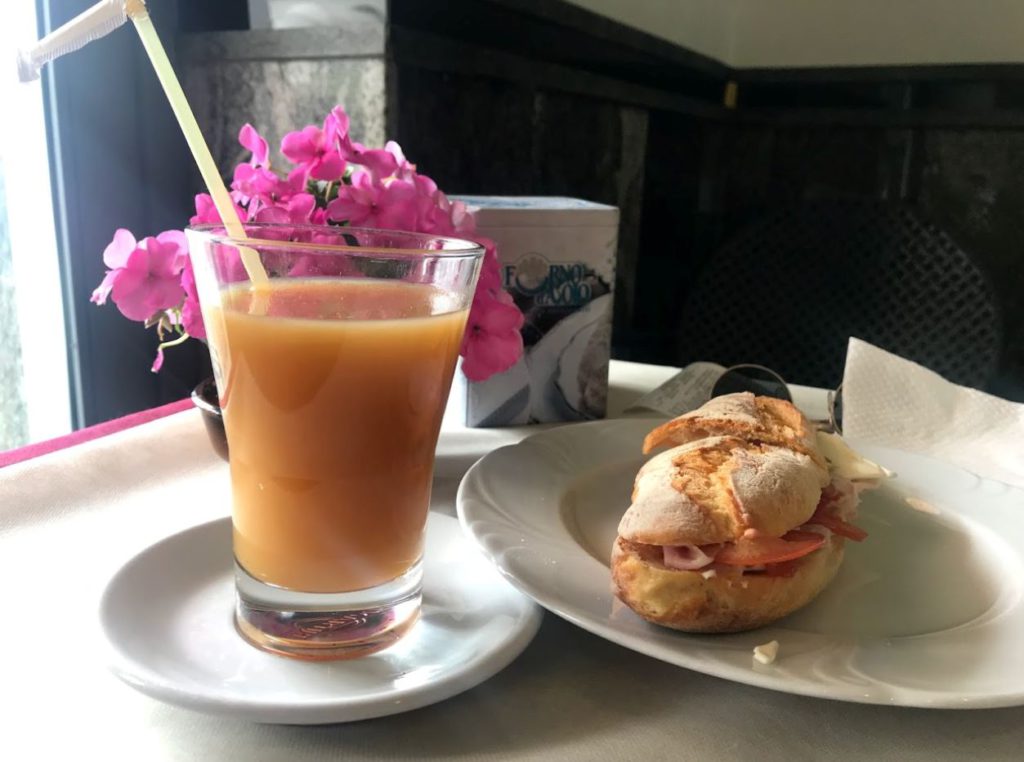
211, 279, 467, 593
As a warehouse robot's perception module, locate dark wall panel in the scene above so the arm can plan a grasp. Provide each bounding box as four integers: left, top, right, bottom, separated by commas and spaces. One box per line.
393, 66, 649, 344
392, 67, 536, 194
629, 111, 707, 363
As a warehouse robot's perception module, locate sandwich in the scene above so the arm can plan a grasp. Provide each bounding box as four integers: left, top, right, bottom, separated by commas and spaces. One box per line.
611, 392, 887, 633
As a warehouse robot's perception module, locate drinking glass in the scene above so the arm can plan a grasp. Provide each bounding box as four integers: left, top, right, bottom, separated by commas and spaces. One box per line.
186, 224, 483, 659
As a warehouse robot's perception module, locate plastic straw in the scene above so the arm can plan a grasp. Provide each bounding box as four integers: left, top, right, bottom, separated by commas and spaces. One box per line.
125, 0, 267, 286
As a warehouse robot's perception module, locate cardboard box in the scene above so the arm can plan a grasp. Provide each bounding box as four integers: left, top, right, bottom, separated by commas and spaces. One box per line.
452, 196, 619, 426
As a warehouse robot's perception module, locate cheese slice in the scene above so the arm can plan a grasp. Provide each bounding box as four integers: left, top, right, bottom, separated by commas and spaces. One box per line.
816, 431, 893, 481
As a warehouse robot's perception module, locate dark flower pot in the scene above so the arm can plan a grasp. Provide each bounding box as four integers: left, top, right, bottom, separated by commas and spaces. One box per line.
192, 377, 229, 461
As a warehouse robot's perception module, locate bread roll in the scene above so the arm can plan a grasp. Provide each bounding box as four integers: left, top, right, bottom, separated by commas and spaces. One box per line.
612, 393, 851, 634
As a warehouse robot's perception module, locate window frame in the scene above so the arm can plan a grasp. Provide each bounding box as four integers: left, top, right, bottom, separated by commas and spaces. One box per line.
41, 0, 210, 428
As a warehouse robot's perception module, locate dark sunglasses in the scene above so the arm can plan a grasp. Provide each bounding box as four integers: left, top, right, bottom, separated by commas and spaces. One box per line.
709, 364, 843, 434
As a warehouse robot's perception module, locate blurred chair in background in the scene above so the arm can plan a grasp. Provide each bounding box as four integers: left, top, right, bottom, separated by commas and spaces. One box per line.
675, 201, 1003, 389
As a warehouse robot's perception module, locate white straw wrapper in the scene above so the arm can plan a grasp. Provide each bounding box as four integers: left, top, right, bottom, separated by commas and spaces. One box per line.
16, 0, 126, 82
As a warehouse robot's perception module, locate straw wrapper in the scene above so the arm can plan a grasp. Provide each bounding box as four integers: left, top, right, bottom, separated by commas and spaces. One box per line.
17, 0, 268, 289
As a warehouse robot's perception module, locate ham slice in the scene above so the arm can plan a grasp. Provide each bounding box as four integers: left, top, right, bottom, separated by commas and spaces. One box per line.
663, 544, 721, 570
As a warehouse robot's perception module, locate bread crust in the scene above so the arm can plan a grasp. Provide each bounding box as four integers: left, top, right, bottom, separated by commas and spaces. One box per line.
611, 534, 845, 633
617, 435, 828, 547
643, 392, 823, 468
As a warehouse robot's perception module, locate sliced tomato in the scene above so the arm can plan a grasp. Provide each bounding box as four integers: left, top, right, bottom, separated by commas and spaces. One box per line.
713, 530, 825, 566
808, 510, 868, 542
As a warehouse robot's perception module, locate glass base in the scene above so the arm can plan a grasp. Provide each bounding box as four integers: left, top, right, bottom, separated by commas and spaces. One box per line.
234, 560, 422, 661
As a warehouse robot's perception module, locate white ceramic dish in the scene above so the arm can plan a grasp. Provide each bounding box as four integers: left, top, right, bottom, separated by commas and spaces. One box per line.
99, 512, 542, 724
457, 417, 1024, 708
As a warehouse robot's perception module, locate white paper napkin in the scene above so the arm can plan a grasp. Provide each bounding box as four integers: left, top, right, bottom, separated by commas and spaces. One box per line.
842, 337, 1024, 488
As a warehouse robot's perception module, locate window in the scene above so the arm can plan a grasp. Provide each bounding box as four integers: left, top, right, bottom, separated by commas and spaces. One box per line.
2, 0, 213, 438
0, 1, 72, 450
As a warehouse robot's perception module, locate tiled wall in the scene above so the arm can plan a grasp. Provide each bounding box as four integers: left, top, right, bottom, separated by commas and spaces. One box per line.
180, 29, 387, 175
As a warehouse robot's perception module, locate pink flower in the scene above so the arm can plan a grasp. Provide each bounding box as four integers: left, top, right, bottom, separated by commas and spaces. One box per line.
99, 105, 526, 381
190, 194, 218, 225
239, 123, 269, 167
91, 228, 137, 305
325, 172, 419, 229
277, 166, 309, 200
231, 163, 279, 210
347, 143, 398, 179
458, 238, 523, 381
231, 124, 277, 210
448, 198, 475, 234
461, 289, 524, 381
324, 170, 376, 225
472, 238, 504, 294
416, 187, 463, 236
281, 121, 346, 182
385, 140, 416, 180
155, 230, 189, 269
180, 258, 206, 340
217, 248, 253, 284
329, 108, 398, 179
399, 173, 476, 237
254, 192, 317, 225
374, 181, 421, 229
325, 105, 350, 146
92, 230, 187, 322
287, 251, 362, 279
190, 193, 247, 226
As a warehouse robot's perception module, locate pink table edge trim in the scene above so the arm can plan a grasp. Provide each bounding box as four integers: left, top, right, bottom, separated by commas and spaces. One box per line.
0, 398, 195, 469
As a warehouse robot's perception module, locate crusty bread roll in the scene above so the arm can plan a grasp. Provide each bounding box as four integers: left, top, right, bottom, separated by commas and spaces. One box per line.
612, 392, 857, 634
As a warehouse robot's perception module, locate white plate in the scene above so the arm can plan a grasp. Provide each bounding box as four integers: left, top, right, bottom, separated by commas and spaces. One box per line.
457, 418, 1024, 708
99, 512, 542, 724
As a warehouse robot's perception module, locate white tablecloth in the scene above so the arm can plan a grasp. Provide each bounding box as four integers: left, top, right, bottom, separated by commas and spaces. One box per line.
1, 361, 1020, 760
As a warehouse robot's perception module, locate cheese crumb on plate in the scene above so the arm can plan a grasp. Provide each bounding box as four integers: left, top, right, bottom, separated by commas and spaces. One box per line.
753, 640, 780, 665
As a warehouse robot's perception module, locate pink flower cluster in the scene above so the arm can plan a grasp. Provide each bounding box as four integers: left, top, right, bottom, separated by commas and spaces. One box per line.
93, 106, 523, 380
90, 229, 202, 371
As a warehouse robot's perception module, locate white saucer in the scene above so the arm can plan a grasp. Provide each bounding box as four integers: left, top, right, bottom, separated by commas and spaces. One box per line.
99, 512, 542, 724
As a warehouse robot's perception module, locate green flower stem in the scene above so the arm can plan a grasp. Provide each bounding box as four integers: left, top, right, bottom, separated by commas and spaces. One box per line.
155, 331, 190, 355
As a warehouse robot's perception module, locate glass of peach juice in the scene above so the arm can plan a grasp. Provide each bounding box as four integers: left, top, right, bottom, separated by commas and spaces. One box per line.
185, 224, 483, 660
